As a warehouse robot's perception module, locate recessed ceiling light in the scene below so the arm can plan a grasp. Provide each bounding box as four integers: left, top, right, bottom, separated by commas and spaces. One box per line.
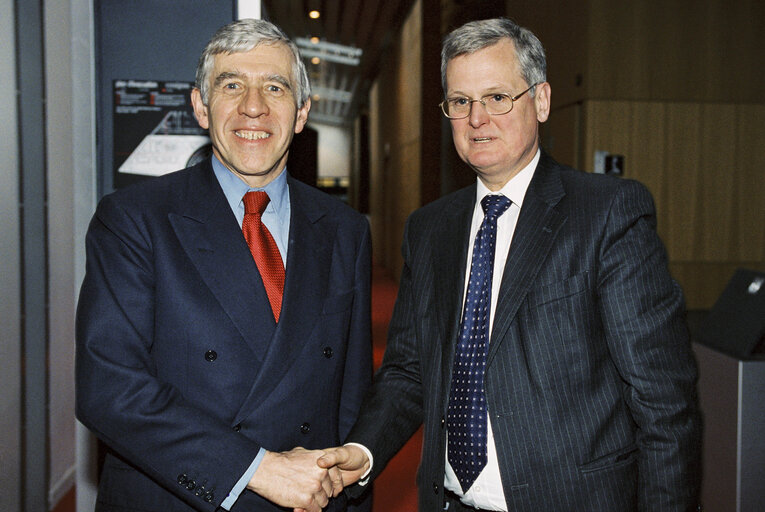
310, 36, 320, 44
311, 56, 321, 65
309, 10, 320, 19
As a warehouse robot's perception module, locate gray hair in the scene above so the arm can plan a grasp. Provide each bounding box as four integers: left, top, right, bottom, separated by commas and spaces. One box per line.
441, 18, 546, 96
195, 18, 311, 108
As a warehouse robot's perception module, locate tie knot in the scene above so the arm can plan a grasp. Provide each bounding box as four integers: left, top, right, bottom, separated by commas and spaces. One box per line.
243, 191, 270, 215
480, 194, 511, 219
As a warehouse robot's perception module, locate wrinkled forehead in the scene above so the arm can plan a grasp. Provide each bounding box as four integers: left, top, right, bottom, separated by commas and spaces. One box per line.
211, 42, 295, 77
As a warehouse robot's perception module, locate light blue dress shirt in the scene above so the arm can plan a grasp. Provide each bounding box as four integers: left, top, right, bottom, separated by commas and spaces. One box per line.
211, 155, 291, 508
212, 155, 290, 264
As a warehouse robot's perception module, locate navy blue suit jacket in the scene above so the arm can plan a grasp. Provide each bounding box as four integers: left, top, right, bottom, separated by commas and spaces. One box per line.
347, 152, 701, 511
76, 160, 372, 511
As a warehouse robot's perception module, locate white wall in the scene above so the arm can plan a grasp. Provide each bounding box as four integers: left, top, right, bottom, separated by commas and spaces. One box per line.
46, 0, 79, 506
70, 0, 99, 509
0, 0, 22, 510
312, 123, 352, 179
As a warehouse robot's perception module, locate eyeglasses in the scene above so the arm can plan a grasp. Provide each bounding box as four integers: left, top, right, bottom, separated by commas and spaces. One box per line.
439, 83, 538, 119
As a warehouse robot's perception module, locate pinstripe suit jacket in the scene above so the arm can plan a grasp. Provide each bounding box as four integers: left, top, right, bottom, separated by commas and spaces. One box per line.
347, 152, 701, 511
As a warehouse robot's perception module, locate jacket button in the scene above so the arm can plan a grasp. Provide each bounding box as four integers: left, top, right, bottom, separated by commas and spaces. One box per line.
177, 474, 188, 485
204, 350, 217, 362
440, 416, 445, 428
204, 491, 215, 502
433, 482, 439, 494
323, 346, 333, 358
300, 422, 311, 434
186, 479, 196, 491
233, 423, 241, 432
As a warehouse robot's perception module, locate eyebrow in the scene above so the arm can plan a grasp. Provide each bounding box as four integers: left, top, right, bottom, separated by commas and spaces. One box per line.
447, 85, 508, 97
266, 74, 293, 91
214, 71, 240, 87
213, 71, 293, 91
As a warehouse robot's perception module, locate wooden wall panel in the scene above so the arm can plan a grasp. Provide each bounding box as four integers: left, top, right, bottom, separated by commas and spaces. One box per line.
628, 102, 666, 228
368, 80, 385, 266
505, 0, 589, 107
585, 0, 765, 103
586, 1, 652, 100
583, 100, 765, 309
542, 102, 581, 170
662, 103, 702, 262
507, 0, 765, 310
368, 0, 423, 277
697, 104, 737, 260
734, 104, 765, 262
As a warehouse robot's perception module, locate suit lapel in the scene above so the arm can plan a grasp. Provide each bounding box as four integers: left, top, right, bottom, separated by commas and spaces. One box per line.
169, 162, 275, 361
487, 154, 567, 365
433, 185, 476, 393
234, 178, 333, 418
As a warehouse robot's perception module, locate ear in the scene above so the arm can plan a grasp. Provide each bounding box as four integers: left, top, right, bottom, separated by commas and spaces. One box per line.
294, 97, 311, 134
191, 88, 209, 130
533, 82, 551, 123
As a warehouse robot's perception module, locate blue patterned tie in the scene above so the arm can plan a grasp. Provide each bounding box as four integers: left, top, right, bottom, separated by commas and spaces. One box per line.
447, 194, 512, 493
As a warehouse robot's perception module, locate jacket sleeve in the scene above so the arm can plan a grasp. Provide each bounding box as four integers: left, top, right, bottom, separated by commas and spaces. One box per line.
345, 218, 427, 484
338, 218, 373, 442
596, 179, 702, 511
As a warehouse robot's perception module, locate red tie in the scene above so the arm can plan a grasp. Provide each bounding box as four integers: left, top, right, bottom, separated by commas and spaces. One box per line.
242, 191, 285, 322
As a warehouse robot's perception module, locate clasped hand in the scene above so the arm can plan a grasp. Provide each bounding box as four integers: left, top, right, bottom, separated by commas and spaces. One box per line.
247, 445, 370, 512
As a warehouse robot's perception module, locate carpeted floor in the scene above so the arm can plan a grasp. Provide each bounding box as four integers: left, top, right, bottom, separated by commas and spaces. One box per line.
370, 264, 422, 511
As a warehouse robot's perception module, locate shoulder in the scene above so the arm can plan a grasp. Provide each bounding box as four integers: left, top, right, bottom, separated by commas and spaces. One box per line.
288, 177, 369, 231
94, 162, 213, 230
537, 154, 654, 212
408, 184, 475, 225
100, 162, 209, 209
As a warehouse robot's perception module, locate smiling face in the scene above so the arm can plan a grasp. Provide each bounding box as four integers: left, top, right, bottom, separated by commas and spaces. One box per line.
445, 38, 550, 191
191, 42, 310, 188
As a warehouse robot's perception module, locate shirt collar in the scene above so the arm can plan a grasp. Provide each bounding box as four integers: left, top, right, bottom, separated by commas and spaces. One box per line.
475, 148, 539, 207
211, 155, 289, 216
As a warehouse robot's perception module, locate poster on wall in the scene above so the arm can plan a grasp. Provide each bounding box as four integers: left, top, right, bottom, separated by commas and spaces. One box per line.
112, 79, 210, 188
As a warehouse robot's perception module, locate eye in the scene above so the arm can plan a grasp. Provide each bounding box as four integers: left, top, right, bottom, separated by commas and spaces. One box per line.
219, 81, 242, 94
489, 94, 510, 103
449, 97, 469, 107
265, 84, 286, 96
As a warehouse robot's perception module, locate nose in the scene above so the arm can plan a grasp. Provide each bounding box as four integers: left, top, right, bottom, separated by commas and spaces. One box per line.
468, 99, 489, 128
238, 88, 268, 117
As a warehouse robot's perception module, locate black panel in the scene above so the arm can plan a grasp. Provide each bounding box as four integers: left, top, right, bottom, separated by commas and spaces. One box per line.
696, 268, 765, 360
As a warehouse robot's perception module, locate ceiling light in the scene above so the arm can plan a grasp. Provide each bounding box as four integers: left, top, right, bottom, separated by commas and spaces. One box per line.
311, 56, 321, 65
309, 10, 320, 19
310, 36, 320, 44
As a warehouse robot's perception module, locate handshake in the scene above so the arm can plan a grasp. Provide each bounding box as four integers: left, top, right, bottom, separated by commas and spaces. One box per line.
247, 444, 371, 512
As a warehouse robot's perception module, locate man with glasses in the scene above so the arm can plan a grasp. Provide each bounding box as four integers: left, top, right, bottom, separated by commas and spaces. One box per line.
318, 17, 701, 512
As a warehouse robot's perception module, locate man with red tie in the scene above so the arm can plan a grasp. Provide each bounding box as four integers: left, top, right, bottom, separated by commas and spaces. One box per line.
76, 19, 371, 512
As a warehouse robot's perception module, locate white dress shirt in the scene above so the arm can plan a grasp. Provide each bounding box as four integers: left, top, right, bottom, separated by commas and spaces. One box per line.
444, 150, 540, 511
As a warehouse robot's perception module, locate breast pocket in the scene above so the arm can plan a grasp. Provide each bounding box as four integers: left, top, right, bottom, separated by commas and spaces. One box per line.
521, 271, 596, 390
527, 271, 590, 307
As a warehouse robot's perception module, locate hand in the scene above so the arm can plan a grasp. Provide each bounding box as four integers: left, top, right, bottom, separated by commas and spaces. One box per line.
316, 444, 371, 488
247, 447, 342, 512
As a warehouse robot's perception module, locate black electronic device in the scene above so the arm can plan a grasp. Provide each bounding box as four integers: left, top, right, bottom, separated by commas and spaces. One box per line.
696, 268, 765, 360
